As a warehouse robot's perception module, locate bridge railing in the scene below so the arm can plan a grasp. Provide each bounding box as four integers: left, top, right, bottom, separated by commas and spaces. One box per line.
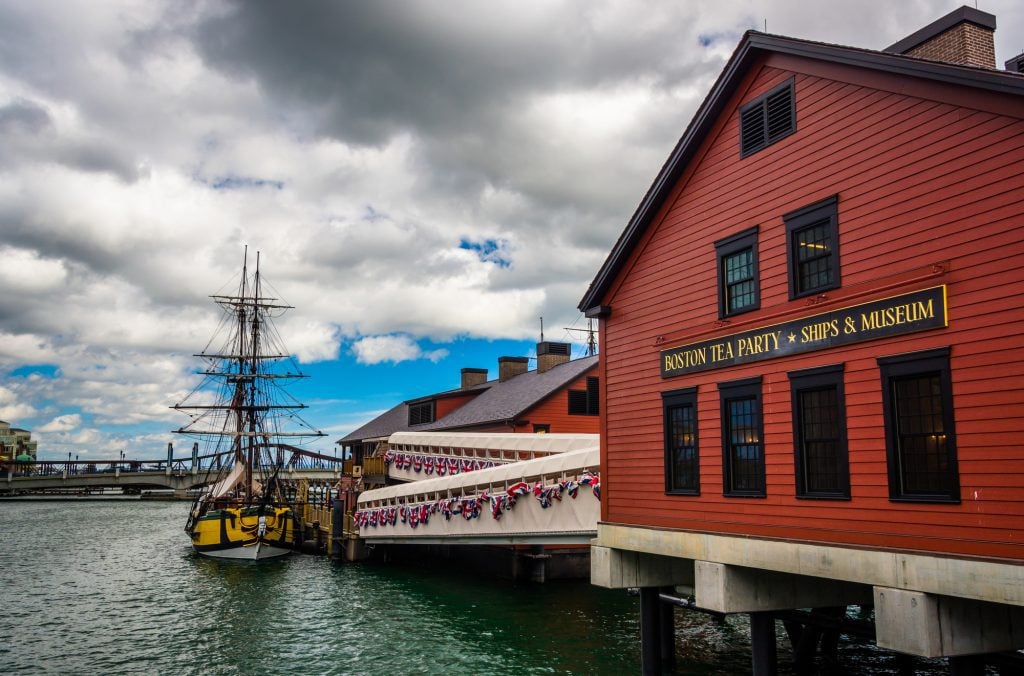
5, 448, 343, 477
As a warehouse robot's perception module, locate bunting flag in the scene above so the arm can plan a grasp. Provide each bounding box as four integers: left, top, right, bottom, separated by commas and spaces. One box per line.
355, 471, 601, 532
386, 452, 511, 476
561, 479, 580, 499
579, 471, 601, 500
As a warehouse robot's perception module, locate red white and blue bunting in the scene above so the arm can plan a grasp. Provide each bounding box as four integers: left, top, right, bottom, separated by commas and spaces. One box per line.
354, 471, 600, 531
384, 450, 499, 476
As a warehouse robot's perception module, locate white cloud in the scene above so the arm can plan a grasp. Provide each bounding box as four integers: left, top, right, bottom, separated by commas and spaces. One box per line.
0, 246, 68, 293
351, 335, 450, 365
36, 413, 81, 433
1, 0, 1021, 457
0, 383, 38, 421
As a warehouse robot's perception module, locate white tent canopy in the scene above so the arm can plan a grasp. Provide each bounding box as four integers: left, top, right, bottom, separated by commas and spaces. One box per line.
387, 431, 598, 455
360, 446, 598, 507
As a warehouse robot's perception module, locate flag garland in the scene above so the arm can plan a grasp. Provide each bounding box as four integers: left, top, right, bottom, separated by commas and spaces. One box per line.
383, 451, 498, 476
354, 471, 600, 531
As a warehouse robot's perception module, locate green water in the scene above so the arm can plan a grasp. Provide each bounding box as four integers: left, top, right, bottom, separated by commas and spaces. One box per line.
0, 501, 950, 674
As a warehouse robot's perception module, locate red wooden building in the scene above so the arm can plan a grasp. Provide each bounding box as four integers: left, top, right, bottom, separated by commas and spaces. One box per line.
579, 6, 1024, 673
338, 341, 599, 467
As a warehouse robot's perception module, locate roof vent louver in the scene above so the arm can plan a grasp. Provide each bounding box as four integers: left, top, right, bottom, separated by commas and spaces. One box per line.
740, 80, 794, 157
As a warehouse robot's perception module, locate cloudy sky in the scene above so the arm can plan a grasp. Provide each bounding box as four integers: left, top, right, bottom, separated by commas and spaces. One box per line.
1, 1, 1021, 460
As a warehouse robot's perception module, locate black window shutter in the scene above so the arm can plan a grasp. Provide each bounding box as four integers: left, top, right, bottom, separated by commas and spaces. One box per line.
587, 377, 600, 415
740, 103, 766, 155
740, 80, 794, 157
568, 390, 588, 415
765, 86, 793, 142
408, 402, 434, 425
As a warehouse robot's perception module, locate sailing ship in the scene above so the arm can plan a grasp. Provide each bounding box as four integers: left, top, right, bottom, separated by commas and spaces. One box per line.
175, 249, 325, 560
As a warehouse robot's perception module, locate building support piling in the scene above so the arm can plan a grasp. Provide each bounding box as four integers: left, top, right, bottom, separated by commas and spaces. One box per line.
750, 611, 778, 676
639, 587, 662, 676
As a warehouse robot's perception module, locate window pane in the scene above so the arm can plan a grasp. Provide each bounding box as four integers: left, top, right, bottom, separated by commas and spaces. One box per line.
668, 404, 697, 491
725, 249, 752, 283
893, 373, 949, 494
728, 398, 762, 492
795, 220, 833, 292
797, 387, 842, 493
724, 248, 755, 312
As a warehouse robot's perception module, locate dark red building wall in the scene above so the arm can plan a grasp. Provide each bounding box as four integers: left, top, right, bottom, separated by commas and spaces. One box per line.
599, 53, 1024, 560
435, 392, 481, 419
521, 372, 601, 434
441, 371, 601, 434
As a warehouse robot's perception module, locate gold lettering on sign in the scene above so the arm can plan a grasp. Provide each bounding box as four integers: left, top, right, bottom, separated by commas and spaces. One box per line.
664, 346, 707, 372
861, 299, 934, 331
737, 330, 782, 357
659, 286, 946, 378
801, 319, 840, 343
710, 341, 734, 362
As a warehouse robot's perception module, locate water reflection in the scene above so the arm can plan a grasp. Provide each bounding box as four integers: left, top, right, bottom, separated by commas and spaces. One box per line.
2, 501, 957, 675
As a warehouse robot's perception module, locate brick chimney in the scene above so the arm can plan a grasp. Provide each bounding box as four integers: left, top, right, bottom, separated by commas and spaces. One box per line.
460, 367, 488, 389
536, 341, 571, 373
498, 356, 528, 382
885, 6, 996, 69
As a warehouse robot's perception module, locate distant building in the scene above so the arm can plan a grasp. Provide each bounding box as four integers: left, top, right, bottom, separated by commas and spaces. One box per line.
578, 5, 1024, 671
0, 420, 38, 463
337, 341, 599, 470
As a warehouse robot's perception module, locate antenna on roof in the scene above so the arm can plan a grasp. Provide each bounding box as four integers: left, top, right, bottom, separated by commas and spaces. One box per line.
540, 316, 544, 342
764, 18, 768, 32
563, 319, 599, 357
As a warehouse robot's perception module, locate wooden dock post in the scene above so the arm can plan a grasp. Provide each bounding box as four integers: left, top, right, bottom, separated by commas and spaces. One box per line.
330, 502, 343, 563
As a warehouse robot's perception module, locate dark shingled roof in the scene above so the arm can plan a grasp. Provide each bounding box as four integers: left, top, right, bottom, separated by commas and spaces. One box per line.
418, 355, 598, 431
337, 355, 599, 442
337, 401, 410, 444
337, 379, 491, 444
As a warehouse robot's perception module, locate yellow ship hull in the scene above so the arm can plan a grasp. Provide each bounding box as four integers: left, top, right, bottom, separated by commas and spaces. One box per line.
189, 505, 296, 560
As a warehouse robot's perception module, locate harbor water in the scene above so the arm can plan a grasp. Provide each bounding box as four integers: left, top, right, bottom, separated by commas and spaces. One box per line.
1, 500, 952, 674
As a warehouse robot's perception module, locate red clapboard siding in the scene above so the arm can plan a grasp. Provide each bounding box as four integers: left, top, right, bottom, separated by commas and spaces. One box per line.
435, 392, 482, 419
597, 53, 1024, 562
519, 371, 601, 434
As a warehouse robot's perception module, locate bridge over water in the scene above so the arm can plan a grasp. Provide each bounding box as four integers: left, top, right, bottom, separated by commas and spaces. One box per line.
2, 449, 343, 497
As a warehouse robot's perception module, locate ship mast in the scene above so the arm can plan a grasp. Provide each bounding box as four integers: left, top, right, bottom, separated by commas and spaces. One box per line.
172, 246, 325, 504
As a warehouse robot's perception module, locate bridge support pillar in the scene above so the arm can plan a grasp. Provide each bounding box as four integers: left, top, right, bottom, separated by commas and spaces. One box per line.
173, 487, 189, 500
526, 545, 549, 583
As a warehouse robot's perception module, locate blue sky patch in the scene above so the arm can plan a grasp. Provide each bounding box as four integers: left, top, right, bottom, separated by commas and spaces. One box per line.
9, 364, 58, 378
459, 238, 511, 268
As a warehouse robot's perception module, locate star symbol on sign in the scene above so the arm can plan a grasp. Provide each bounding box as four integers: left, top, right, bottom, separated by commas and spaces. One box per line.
788, 333, 797, 343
